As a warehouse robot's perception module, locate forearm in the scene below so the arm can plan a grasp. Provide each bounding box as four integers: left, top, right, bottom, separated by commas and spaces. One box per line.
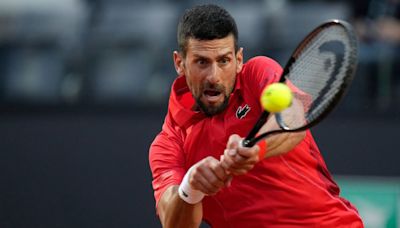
158, 185, 202, 228
263, 131, 306, 159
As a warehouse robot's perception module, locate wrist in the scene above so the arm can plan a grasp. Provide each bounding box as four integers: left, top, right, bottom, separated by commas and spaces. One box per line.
178, 166, 205, 204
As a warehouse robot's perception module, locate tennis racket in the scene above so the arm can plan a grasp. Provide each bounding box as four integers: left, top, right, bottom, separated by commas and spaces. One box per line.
242, 19, 358, 147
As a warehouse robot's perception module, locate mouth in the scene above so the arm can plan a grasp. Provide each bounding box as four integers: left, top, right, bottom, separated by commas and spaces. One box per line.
203, 89, 223, 103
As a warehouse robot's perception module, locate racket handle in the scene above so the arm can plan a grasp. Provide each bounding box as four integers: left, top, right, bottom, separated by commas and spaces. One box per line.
243, 111, 269, 147
242, 139, 254, 147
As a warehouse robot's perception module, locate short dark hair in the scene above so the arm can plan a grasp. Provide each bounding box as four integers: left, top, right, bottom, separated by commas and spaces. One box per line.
177, 4, 239, 57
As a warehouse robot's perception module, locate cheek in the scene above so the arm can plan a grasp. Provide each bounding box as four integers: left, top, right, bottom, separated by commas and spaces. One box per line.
186, 77, 195, 93
185, 74, 202, 96
228, 76, 236, 92
224, 69, 238, 91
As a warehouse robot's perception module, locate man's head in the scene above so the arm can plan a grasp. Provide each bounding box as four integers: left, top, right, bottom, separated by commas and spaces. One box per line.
174, 4, 243, 116
177, 4, 239, 57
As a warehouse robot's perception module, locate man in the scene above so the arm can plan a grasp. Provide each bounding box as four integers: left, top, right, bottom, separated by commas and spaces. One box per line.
149, 4, 363, 228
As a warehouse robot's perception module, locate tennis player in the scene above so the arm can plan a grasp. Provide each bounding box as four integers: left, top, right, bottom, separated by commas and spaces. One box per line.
149, 4, 363, 228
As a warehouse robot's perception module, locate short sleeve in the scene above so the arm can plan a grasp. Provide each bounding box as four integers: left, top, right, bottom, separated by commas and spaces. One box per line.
241, 56, 283, 98
148, 112, 186, 208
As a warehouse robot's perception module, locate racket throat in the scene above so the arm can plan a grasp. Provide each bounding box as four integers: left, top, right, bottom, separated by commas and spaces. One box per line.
243, 111, 270, 146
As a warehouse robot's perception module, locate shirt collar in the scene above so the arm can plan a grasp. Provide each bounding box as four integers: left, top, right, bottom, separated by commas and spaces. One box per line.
169, 74, 242, 128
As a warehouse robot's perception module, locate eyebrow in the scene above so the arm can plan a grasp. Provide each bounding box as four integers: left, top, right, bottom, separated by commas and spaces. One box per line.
192, 50, 233, 59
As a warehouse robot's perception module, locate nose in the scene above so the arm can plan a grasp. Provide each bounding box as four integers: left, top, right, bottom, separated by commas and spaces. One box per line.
207, 63, 220, 84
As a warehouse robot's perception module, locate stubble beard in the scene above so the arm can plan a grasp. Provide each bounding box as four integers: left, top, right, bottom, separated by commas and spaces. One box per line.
195, 95, 229, 116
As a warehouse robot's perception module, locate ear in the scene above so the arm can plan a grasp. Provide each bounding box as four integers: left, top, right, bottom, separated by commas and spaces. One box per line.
173, 51, 185, 76
236, 47, 244, 74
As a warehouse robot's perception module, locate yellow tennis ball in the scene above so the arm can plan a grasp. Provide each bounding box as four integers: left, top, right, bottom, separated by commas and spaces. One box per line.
260, 83, 293, 113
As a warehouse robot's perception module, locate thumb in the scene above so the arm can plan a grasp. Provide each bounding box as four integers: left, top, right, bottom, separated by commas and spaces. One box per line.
227, 134, 241, 150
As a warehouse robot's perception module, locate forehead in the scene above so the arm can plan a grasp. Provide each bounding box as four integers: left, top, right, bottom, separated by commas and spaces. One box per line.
186, 35, 236, 58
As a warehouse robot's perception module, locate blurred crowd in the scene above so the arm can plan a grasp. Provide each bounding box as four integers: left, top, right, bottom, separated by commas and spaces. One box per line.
351, 0, 400, 111
0, 0, 398, 114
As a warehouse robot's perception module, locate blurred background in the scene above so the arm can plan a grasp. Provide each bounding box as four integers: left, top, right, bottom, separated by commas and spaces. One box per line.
0, 0, 399, 227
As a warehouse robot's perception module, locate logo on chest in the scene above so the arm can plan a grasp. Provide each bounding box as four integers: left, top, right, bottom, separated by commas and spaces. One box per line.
236, 104, 251, 119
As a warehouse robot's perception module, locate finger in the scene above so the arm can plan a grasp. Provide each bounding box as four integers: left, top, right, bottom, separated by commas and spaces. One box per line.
231, 169, 250, 176
233, 152, 259, 165
222, 149, 255, 173
229, 165, 255, 176
210, 159, 229, 182
236, 145, 259, 160
224, 159, 254, 175
226, 134, 241, 150
228, 163, 254, 173
232, 154, 248, 164
191, 165, 225, 195
190, 170, 217, 195
225, 153, 251, 167
221, 149, 236, 169
197, 163, 227, 194
227, 148, 237, 156
220, 155, 230, 172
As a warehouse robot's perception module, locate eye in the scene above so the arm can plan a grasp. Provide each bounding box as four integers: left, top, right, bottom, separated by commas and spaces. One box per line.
196, 58, 208, 66
219, 57, 230, 65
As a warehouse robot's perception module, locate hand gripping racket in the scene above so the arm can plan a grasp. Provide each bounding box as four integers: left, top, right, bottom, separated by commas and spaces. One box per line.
242, 20, 358, 147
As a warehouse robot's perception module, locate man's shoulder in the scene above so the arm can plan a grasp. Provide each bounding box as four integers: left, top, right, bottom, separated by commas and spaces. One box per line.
244, 56, 281, 71
238, 56, 283, 91
240, 56, 282, 82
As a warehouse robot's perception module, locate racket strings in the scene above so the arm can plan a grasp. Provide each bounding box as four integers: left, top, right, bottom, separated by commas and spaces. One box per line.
280, 24, 356, 129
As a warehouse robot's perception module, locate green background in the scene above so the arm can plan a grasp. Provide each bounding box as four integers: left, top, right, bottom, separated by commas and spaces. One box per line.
338, 176, 400, 228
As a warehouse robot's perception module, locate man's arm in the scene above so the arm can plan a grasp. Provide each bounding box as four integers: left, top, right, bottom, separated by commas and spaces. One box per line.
220, 98, 306, 175
259, 96, 306, 159
220, 131, 305, 176
158, 185, 202, 228
261, 131, 305, 159
157, 156, 231, 228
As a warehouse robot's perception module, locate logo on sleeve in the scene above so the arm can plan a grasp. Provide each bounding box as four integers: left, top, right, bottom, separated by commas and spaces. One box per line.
236, 104, 251, 119
181, 189, 189, 197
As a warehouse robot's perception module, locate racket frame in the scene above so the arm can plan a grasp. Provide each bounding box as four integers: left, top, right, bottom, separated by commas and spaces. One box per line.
243, 19, 358, 147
